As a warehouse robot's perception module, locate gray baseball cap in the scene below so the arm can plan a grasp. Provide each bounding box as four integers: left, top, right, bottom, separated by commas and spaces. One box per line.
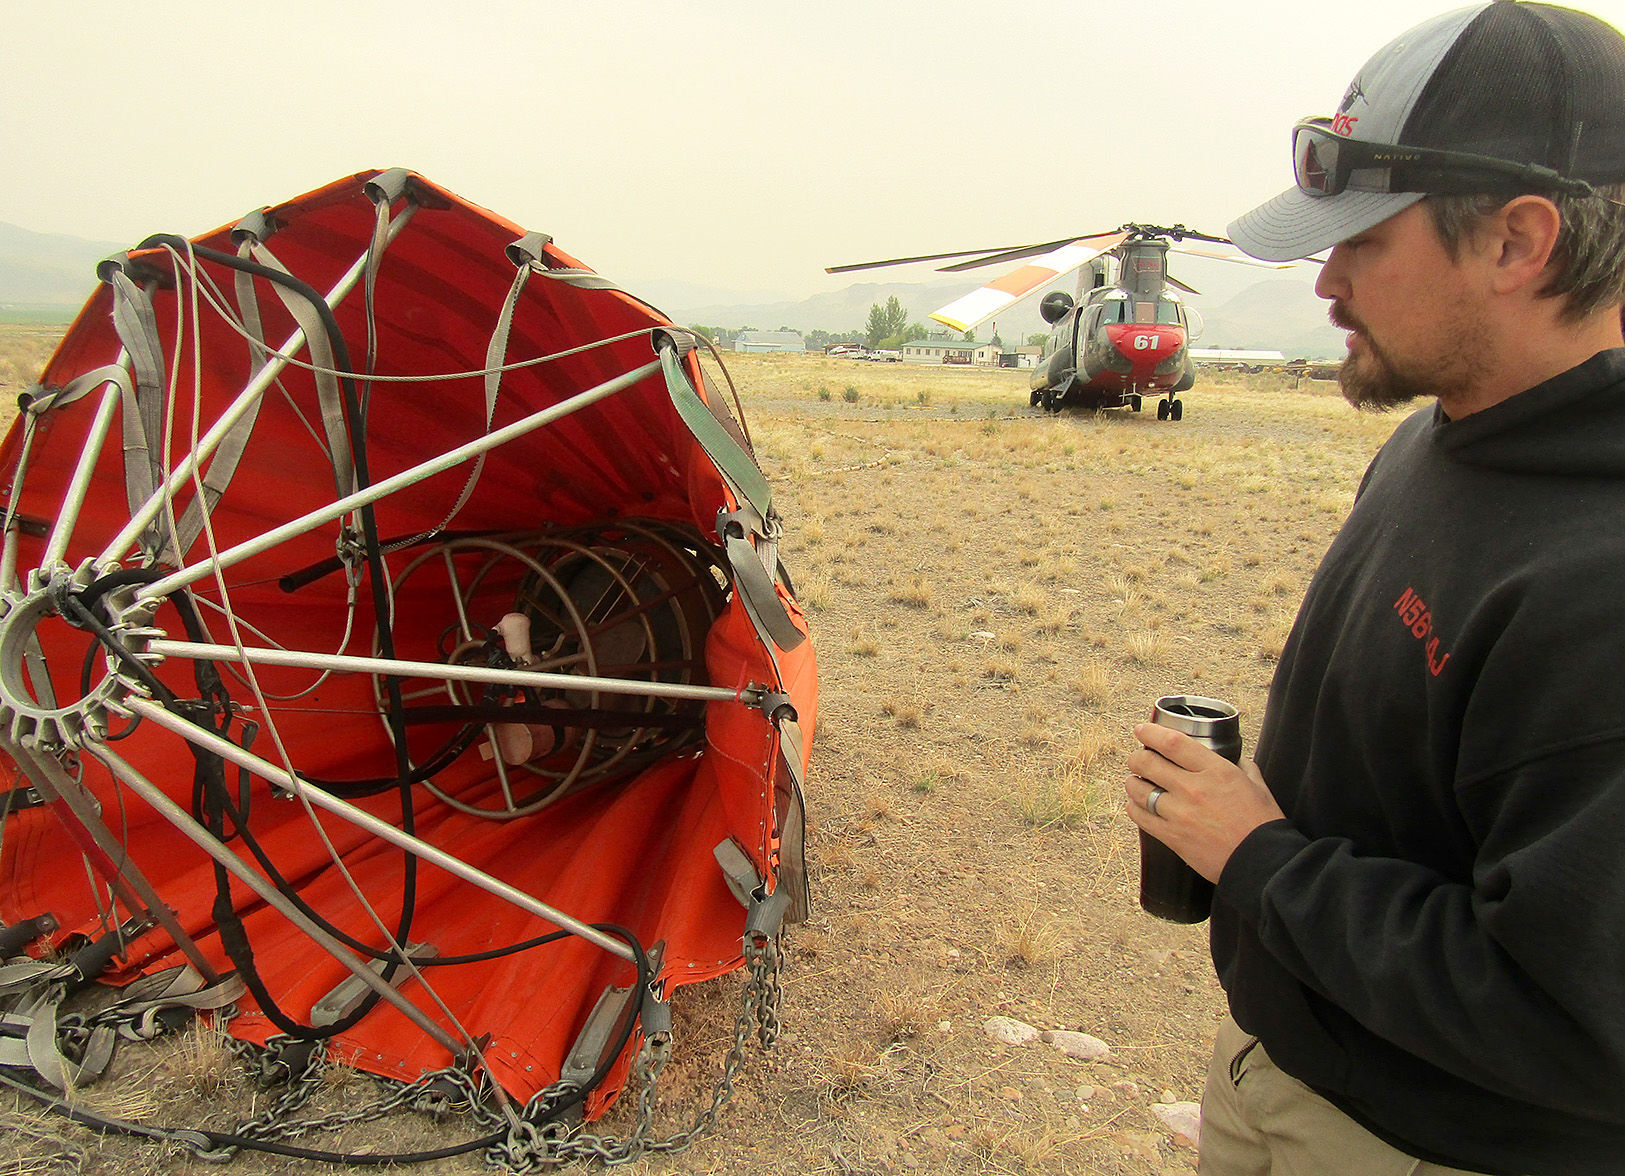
1229, 2, 1625, 261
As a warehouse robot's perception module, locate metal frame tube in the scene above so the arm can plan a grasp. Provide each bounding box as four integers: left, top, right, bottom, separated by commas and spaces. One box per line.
145, 639, 755, 705
90, 744, 465, 1055
135, 358, 662, 602
123, 697, 638, 963
100, 205, 420, 567
0, 416, 41, 592
43, 379, 124, 570
3, 738, 223, 985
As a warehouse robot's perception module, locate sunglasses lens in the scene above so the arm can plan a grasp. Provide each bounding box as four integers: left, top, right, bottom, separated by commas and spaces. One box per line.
1294, 127, 1340, 196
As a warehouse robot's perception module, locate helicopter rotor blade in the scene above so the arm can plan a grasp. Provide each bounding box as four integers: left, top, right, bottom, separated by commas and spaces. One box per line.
936, 230, 1129, 273
1167, 275, 1201, 296
929, 235, 1129, 334
826, 246, 1030, 274
1170, 245, 1296, 269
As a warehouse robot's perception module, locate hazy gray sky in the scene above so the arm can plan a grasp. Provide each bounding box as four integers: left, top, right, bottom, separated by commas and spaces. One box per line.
7, 1, 1625, 300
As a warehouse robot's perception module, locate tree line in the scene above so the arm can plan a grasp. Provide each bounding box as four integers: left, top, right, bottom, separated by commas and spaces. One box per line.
689, 295, 1004, 351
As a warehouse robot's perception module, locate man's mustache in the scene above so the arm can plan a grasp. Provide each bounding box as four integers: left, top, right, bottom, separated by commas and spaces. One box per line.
1329, 302, 1365, 334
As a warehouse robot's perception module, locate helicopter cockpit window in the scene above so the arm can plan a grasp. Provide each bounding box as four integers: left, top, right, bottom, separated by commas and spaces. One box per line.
1100, 299, 1128, 324
1133, 301, 1157, 324
1156, 302, 1182, 325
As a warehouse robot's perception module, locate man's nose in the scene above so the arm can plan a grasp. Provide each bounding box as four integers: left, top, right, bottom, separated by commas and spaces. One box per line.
1315, 246, 1350, 302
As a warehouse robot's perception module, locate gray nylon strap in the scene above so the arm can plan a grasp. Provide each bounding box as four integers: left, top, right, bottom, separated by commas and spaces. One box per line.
361, 190, 392, 392
23, 364, 130, 416
382, 246, 531, 553
107, 268, 165, 414
109, 965, 246, 1040
361, 172, 412, 399
502, 225, 619, 290
725, 533, 806, 652
109, 963, 245, 1016
505, 231, 552, 267
23, 989, 117, 1089
535, 268, 623, 291
443, 252, 531, 526
0, 965, 243, 1088
107, 270, 167, 553
247, 241, 356, 502
0, 959, 69, 996
713, 838, 761, 909
161, 239, 275, 564
234, 242, 271, 373
774, 717, 811, 925
658, 343, 770, 521
0, 1036, 28, 1069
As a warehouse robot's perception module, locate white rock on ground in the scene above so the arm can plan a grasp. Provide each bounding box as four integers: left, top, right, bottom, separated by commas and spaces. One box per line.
1152, 1100, 1203, 1147
982, 1016, 1041, 1045
1040, 1030, 1111, 1060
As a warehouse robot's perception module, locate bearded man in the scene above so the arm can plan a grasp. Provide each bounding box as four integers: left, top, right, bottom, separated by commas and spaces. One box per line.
1124, 4, 1625, 1173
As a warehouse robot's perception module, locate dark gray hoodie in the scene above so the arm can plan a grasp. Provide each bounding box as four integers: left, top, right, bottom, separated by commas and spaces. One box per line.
1213, 348, 1625, 1174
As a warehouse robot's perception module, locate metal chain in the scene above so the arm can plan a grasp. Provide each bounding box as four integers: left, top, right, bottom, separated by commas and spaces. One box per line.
189, 1038, 487, 1162
491, 936, 784, 1171
178, 938, 784, 1170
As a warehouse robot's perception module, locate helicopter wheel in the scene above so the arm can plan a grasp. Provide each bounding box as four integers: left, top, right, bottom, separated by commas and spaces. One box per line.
1170, 398, 1184, 421
1156, 398, 1170, 421
1040, 386, 1057, 414
1030, 389, 1041, 408
1129, 394, 1142, 413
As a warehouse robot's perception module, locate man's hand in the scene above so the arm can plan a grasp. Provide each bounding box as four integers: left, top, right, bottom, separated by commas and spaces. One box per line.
1124, 723, 1286, 883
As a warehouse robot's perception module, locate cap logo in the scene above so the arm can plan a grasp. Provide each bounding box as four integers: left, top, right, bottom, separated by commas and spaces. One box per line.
1331, 112, 1360, 137
1339, 77, 1367, 114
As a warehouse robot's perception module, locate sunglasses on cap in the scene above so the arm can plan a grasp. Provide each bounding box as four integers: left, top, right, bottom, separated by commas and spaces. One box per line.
1292, 117, 1597, 198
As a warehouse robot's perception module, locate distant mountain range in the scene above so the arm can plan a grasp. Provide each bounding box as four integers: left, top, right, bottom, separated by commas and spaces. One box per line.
0, 222, 1347, 359
0, 222, 123, 315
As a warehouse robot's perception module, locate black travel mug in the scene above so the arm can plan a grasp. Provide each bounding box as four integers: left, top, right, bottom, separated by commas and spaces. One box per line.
1138, 695, 1243, 924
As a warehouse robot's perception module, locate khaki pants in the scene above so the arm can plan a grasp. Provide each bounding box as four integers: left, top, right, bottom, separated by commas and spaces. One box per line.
1199, 1016, 1507, 1176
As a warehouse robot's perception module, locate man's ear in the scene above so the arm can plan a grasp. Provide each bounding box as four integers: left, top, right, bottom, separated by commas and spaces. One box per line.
1486, 195, 1563, 295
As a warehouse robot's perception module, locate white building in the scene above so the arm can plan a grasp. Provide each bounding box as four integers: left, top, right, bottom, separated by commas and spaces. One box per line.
900, 338, 1002, 365
733, 330, 805, 353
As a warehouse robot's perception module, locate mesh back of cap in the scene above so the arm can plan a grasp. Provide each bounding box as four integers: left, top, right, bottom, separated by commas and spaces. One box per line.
1405, 3, 1625, 182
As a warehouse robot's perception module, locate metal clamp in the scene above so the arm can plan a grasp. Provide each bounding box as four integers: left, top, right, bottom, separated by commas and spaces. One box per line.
744, 885, 791, 951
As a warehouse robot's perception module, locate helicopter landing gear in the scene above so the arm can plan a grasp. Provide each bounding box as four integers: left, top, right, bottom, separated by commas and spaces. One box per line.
1040, 386, 1061, 414
1156, 397, 1184, 421
1129, 394, 1143, 413
1030, 389, 1042, 408
1156, 398, 1169, 420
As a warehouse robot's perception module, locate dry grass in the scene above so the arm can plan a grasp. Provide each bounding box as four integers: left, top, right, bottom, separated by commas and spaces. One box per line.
0, 326, 58, 399
162, 1017, 237, 1098
995, 908, 1063, 969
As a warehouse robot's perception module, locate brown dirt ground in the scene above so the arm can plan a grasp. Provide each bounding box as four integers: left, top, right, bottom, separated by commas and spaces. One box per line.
0, 342, 1401, 1176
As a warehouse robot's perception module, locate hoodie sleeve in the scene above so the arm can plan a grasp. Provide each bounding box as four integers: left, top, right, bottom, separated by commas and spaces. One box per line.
1217, 736, 1625, 1119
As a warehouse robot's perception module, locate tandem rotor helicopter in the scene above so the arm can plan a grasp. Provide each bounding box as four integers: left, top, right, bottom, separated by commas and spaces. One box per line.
829, 225, 1291, 420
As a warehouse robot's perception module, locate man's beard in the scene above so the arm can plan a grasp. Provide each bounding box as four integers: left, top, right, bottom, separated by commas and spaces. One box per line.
1329, 301, 1486, 412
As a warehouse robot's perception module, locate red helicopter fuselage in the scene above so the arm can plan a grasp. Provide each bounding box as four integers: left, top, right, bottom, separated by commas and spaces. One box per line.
1088, 321, 1190, 391
1030, 237, 1198, 417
